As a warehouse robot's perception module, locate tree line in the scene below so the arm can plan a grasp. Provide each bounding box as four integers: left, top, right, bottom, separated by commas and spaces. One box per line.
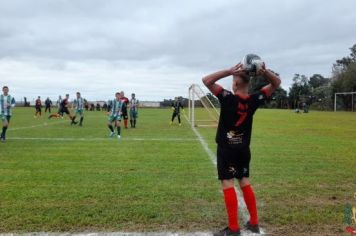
206, 43, 356, 111
260, 44, 356, 110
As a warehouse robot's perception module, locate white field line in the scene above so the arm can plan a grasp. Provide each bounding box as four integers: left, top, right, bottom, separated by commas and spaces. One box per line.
183, 115, 265, 236
8, 137, 198, 142
3, 115, 264, 235
8, 120, 67, 131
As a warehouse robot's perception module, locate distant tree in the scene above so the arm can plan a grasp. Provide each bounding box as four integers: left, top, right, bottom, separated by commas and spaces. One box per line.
288, 74, 312, 109
249, 69, 280, 93
311, 86, 333, 110
272, 87, 288, 108
331, 44, 356, 110
205, 93, 219, 107
309, 74, 330, 89
332, 44, 356, 74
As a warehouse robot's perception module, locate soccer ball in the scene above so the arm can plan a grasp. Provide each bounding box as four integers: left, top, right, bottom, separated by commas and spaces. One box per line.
241, 54, 264, 76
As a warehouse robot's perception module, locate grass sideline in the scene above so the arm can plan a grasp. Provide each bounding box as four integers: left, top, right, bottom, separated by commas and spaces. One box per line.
0, 107, 355, 235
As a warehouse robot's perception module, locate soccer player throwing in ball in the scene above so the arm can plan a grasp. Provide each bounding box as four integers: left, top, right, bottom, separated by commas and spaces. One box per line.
203, 59, 280, 236
107, 92, 124, 139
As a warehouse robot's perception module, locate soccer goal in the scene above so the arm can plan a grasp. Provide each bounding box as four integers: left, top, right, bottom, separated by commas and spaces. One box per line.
188, 84, 219, 127
334, 92, 356, 111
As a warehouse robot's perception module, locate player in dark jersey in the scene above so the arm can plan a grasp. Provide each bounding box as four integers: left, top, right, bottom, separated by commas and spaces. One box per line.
34, 96, 42, 118
120, 91, 129, 129
49, 94, 77, 124
44, 97, 52, 113
203, 62, 280, 236
170, 97, 184, 126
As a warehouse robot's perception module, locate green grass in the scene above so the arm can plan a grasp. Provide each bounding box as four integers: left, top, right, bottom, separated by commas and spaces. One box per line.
197, 108, 356, 235
0, 107, 355, 235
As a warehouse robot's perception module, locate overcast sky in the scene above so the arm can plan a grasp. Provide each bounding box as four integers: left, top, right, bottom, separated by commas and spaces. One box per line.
0, 0, 355, 102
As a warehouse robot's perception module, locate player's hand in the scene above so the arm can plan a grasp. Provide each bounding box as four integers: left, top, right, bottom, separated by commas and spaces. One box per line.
182, 109, 185, 114
171, 107, 175, 110
229, 63, 245, 76
258, 62, 267, 75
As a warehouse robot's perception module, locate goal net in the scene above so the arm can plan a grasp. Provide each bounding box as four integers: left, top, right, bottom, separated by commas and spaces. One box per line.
334, 92, 356, 111
188, 84, 219, 127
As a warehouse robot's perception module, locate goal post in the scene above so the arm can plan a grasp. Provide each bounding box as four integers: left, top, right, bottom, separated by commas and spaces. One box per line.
188, 84, 219, 127
334, 92, 356, 112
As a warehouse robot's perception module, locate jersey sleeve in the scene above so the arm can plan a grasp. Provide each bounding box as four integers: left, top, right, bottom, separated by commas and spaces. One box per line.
250, 90, 268, 112
216, 88, 232, 104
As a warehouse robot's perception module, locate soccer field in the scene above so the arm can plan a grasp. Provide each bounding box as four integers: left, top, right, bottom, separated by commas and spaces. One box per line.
0, 108, 355, 235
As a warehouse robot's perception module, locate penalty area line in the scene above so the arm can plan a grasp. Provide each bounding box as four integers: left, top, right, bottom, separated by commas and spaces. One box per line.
183, 115, 266, 235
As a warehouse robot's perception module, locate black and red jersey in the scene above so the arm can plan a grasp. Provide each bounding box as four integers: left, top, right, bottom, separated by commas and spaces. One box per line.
120, 97, 129, 105
61, 98, 69, 108
214, 87, 268, 149
35, 99, 42, 107
120, 97, 129, 111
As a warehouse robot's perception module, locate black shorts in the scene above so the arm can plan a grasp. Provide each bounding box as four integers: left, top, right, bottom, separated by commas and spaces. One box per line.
35, 106, 41, 112
217, 145, 251, 180
60, 108, 70, 115
122, 108, 128, 119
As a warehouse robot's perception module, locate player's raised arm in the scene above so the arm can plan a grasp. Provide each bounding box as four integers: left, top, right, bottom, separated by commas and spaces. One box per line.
259, 65, 281, 97
202, 63, 244, 96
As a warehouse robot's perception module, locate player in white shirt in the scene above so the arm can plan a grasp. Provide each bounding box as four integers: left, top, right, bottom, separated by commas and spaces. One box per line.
0, 86, 16, 142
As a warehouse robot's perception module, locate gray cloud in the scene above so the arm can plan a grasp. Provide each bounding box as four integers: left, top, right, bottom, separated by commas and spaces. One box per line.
0, 0, 355, 101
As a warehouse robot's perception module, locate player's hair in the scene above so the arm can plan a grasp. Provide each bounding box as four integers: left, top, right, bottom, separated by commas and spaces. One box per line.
76, 92, 80, 95
3, 86, 8, 89
115, 92, 120, 96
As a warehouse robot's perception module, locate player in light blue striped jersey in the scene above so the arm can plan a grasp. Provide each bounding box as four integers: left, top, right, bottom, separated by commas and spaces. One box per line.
107, 92, 124, 139
0, 86, 16, 142
129, 93, 139, 128
72, 92, 85, 126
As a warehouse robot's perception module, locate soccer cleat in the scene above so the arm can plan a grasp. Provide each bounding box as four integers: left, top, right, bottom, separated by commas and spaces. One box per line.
169, 121, 173, 125
179, 123, 182, 126
117, 135, 121, 139
109, 131, 115, 137
213, 227, 241, 236
244, 221, 260, 234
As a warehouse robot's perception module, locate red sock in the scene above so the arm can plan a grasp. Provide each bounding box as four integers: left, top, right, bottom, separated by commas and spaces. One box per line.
223, 187, 239, 231
241, 184, 259, 225
124, 119, 128, 128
